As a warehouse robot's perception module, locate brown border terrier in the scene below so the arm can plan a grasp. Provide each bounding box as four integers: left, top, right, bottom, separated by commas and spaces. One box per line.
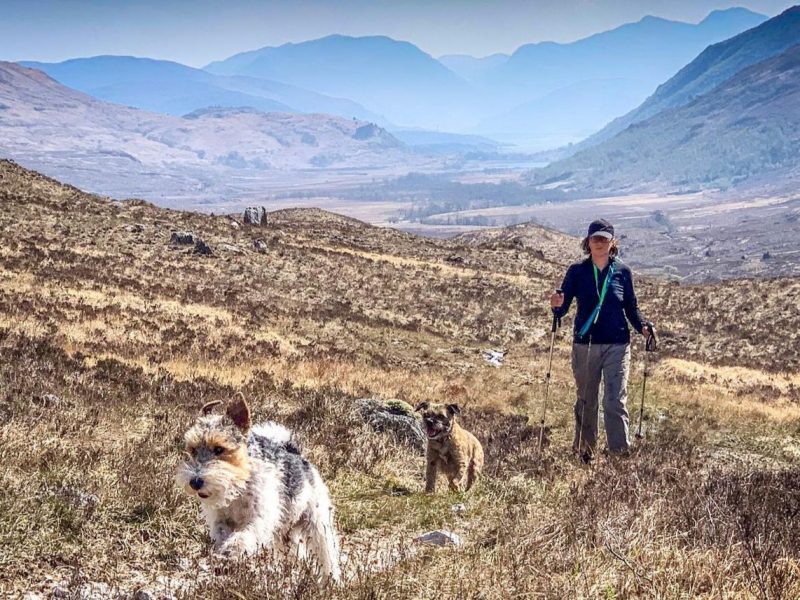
415, 402, 484, 493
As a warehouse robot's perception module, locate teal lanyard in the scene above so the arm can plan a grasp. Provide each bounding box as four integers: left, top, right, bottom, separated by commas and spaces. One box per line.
578, 262, 615, 338
593, 264, 608, 302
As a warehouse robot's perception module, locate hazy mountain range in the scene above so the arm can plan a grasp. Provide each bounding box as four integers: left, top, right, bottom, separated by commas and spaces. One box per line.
581, 5, 800, 149
21, 56, 385, 123
531, 6, 800, 194
18, 8, 766, 149
470, 7, 768, 143
206, 34, 479, 132
3, 5, 799, 202
0, 62, 427, 204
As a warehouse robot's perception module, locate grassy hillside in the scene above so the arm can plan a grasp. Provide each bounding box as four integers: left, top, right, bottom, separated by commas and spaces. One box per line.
529, 43, 800, 195
2, 160, 800, 598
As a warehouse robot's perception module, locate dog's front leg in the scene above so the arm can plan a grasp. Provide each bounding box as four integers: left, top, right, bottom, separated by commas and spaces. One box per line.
210, 520, 233, 549
217, 524, 266, 558
448, 466, 467, 493
424, 454, 438, 493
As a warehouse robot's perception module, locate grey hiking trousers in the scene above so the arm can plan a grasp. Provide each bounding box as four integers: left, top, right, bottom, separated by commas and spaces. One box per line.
571, 342, 631, 454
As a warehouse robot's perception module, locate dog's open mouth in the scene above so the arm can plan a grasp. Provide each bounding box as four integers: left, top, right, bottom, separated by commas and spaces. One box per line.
426, 425, 441, 438
198, 491, 210, 499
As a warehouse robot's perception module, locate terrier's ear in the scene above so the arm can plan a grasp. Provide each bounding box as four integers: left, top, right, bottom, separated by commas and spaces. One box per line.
201, 400, 223, 415
226, 394, 252, 432
415, 401, 430, 413
446, 403, 461, 416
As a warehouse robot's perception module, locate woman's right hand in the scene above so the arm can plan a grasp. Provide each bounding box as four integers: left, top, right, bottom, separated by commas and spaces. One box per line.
550, 289, 564, 309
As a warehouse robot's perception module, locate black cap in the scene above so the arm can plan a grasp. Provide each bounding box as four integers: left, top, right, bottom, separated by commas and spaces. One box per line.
588, 219, 614, 239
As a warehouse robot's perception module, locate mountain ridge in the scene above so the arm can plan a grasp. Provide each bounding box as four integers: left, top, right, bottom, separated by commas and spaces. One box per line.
528, 40, 800, 194
22, 55, 386, 123
0, 62, 423, 204
580, 5, 800, 149
205, 34, 479, 130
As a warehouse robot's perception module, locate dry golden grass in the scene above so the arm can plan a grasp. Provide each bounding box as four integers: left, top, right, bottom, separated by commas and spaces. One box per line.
2, 159, 800, 599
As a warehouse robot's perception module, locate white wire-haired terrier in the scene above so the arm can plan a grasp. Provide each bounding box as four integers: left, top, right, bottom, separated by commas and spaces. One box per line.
176, 395, 341, 582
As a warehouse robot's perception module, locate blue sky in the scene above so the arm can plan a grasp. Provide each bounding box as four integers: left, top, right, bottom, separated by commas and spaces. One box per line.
1, 0, 795, 67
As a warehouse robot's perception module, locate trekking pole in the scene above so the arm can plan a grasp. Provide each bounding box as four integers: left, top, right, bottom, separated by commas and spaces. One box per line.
538, 294, 562, 453
635, 323, 658, 440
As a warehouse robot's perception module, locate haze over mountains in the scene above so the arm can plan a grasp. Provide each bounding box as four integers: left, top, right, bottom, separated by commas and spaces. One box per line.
581, 5, 800, 149
531, 6, 800, 194
22, 56, 385, 123
3, 4, 800, 224
470, 7, 768, 143
20, 8, 766, 150
206, 35, 479, 132
0, 62, 428, 204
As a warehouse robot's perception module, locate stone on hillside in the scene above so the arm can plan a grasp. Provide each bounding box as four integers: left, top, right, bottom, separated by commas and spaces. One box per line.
169, 231, 194, 245
355, 397, 425, 451
253, 239, 268, 253
229, 219, 241, 230
243, 206, 267, 226
482, 349, 507, 368
414, 530, 462, 547
125, 223, 144, 233
193, 240, 213, 256
385, 399, 416, 418
219, 243, 241, 254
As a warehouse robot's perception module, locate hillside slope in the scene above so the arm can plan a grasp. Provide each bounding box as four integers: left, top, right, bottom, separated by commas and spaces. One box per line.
0, 62, 423, 203
2, 161, 799, 598
582, 5, 800, 148
529, 43, 800, 194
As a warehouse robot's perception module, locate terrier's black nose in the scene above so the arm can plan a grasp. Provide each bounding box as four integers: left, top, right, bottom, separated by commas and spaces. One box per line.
190, 477, 204, 490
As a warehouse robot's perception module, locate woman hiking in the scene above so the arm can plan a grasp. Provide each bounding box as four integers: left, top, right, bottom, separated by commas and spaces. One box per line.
550, 219, 655, 462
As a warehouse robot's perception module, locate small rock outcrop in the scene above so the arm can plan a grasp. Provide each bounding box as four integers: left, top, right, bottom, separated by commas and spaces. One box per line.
243, 206, 268, 226
414, 530, 462, 547
481, 349, 507, 368
253, 239, 268, 253
355, 397, 425, 451
193, 240, 213, 256
169, 231, 194, 245
219, 243, 241, 254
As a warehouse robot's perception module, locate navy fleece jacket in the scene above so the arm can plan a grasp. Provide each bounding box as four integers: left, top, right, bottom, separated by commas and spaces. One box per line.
554, 257, 646, 345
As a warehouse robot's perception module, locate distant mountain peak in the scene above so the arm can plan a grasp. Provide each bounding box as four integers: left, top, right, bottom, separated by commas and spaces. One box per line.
700, 6, 767, 25
637, 15, 674, 25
